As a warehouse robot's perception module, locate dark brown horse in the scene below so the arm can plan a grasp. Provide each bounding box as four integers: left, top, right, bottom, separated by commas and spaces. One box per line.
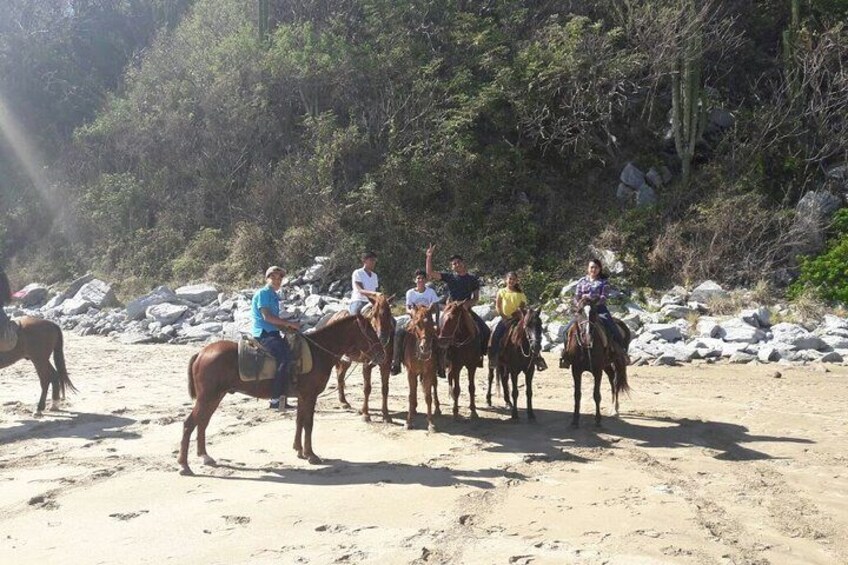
488, 308, 541, 421
178, 314, 384, 475
330, 293, 395, 422
0, 272, 75, 416
402, 305, 440, 431
560, 302, 630, 428
437, 300, 482, 420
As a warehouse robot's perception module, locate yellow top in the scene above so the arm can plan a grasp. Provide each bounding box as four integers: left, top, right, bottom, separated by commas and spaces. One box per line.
498, 288, 527, 318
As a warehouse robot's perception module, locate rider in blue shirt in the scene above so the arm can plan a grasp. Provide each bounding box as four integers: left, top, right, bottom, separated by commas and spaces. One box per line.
252, 266, 301, 409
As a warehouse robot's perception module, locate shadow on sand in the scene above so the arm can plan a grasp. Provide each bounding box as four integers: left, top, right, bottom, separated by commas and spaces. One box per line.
0, 411, 139, 445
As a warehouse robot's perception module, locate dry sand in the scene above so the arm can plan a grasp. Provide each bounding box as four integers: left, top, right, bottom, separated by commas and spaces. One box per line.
2, 334, 848, 564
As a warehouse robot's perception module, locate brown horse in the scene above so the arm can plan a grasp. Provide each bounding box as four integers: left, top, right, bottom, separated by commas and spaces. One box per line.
402, 305, 440, 431
489, 308, 541, 421
560, 302, 630, 428
330, 293, 396, 422
437, 300, 482, 420
1, 272, 75, 416
178, 314, 384, 475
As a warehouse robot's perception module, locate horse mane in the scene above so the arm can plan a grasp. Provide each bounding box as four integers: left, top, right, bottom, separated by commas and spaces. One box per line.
0, 270, 10, 306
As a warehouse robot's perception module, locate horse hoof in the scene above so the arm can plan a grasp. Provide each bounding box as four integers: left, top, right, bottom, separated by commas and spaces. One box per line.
340, 402, 352, 410
382, 416, 392, 424
307, 454, 322, 465
179, 466, 194, 476
470, 411, 479, 420
405, 422, 413, 430
201, 455, 217, 467
32, 411, 44, 419
428, 424, 437, 433
434, 408, 442, 416
296, 451, 306, 460
49, 403, 61, 412
485, 396, 492, 407
362, 414, 371, 423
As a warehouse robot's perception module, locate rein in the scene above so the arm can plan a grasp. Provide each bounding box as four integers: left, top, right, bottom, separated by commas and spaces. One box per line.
439, 308, 475, 348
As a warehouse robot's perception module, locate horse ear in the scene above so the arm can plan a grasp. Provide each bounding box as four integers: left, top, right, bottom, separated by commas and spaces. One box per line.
387, 294, 396, 303
367, 294, 378, 304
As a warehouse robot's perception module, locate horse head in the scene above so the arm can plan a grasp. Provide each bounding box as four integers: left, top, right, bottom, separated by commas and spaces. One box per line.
437, 299, 468, 349
409, 305, 436, 360
367, 293, 396, 348
353, 313, 386, 365
573, 298, 600, 350
516, 307, 542, 358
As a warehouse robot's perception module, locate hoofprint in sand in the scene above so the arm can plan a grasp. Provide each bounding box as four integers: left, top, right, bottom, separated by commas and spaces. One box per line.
1, 335, 848, 564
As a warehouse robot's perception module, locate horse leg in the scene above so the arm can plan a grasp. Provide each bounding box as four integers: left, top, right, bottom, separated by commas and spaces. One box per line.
336, 361, 351, 409
499, 365, 512, 409
379, 363, 392, 423
432, 373, 442, 416
301, 395, 322, 464
593, 370, 603, 427
605, 366, 619, 417
571, 367, 581, 428
178, 403, 198, 475
486, 364, 494, 407
509, 370, 519, 420
526, 368, 536, 421
293, 401, 305, 459
450, 366, 461, 420
196, 392, 226, 466
406, 369, 418, 430
424, 373, 436, 432
467, 367, 479, 420
49, 364, 62, 411
32, 361, 52, 417
361, 364, 373, 422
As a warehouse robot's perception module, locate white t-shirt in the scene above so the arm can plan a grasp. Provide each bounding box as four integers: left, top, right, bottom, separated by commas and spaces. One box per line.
351, 268, 379, 301
405, 287, 439, 309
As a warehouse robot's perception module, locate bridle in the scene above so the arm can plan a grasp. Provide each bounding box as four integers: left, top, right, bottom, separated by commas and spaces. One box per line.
299, 315, 384, 364
438, 303, 475, 348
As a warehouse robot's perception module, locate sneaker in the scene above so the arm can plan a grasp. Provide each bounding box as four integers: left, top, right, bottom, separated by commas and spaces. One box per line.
269, 398, 280, 410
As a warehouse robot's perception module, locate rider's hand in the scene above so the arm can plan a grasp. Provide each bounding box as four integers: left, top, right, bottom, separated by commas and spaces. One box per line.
287, 321, 301, 332
426, 243, 436, 257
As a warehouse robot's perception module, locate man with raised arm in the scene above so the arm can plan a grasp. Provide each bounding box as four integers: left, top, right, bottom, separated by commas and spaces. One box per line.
425, 244, 491, 365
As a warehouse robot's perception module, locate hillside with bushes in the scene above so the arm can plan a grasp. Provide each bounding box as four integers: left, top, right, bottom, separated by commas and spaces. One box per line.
1, 0, 846, 301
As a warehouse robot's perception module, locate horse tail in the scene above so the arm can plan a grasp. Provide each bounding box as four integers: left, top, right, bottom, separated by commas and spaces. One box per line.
187, 353, 199, 399
614, 364, 630, 395
53, 326, 77, 395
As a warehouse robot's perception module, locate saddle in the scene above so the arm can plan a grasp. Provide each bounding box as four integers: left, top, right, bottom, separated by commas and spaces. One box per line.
237, 333, 313, 384
0, 319, 19, 353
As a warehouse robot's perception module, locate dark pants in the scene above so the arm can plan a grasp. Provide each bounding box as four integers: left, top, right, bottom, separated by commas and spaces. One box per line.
567, 305, 623, 346
259, 331, 290, 398
470, 310, 491, 356
391, 324, 407, 369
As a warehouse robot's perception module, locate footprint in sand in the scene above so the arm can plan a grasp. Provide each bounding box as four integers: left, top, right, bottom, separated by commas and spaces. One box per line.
109, 510, 149, 521
223, 515, 251, 526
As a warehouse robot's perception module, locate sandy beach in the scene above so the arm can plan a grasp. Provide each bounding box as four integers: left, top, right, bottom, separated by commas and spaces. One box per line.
2, 334, 847, 564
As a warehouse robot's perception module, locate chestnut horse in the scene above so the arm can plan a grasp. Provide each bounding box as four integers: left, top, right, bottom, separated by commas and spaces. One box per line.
437, 300, 482, 420
0, 272, 75, 416
561, 302, 630, 428
178, 314, 384, 475
488, 308, 541, 421
402, 305, 441, 431
330, 293, 395, 422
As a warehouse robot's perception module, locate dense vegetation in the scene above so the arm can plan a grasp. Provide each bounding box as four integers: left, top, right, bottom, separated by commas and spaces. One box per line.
1, 0, 846, 300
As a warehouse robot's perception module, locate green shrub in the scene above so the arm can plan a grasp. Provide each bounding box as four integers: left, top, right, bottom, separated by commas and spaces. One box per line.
171, 228, 229, 282
790, 235, 848, 303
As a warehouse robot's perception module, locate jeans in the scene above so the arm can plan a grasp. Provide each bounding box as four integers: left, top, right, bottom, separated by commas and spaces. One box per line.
258, 331, 290, 398
348, 300, 369, 315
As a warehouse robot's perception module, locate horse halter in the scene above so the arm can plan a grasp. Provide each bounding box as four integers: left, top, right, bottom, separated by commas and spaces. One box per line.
356, 315, 385, 362
575, 303, 595, 350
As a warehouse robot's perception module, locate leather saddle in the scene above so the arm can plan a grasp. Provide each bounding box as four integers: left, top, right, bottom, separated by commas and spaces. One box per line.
237, 333, 313, 383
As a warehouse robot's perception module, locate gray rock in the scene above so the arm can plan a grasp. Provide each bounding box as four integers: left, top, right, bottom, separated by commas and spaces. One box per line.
729, 351, 756, 364
771, 322, 828, 351
175, 283, 219, 305
793, 190, 843, 255
821, 335, 848, 350
645, 167, 664, 188
119, 331, 158, 345
74, 279, 117, 309
472, 304, 496, 322
644, 323, 683, 342
690, 280, 728, 303
560, 279, 580, 299
304, 294, 325, 310
661, 304, 696, 320
652, 355, 679, 366
740, 307, 771, 328
620, 162, 646, 189
60, 274, 95, 302
16, 283, 49, 307
820, 351, 843, 363
636, 184, 657, 208
302, 263, 326, 283
146, 303, 189, 325
125, 286, 177, 320
546, 321, 568, 344
660, 292, 685, 307
758, 345, 779, 363
61, 298, 93, 316
180, 322, 224, 341
616, 183, 636, 202
696, 317, 723, 338
660, 166, 673, 184
721, 319, 766, 344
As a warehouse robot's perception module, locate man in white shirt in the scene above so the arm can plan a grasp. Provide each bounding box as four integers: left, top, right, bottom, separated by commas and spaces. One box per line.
348, 251, 380, 315
390, 269, 441, 375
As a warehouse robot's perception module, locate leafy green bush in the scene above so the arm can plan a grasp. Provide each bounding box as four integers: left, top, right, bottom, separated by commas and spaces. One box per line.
790, 209, 848, 303
171, 228, 229, 282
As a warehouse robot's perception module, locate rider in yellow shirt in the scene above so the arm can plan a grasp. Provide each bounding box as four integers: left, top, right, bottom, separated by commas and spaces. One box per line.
488, 272, 547, 371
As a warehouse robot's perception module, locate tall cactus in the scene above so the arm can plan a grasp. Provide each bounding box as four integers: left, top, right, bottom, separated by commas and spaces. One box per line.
671, 0, 707, 188
258, 0, 270, 42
